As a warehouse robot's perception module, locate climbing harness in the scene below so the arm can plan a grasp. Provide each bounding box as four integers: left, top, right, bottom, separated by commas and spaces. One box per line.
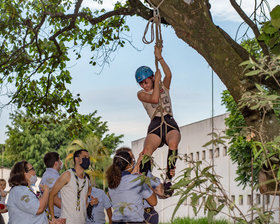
147, 82, 178, 140
142, 0, 178, 141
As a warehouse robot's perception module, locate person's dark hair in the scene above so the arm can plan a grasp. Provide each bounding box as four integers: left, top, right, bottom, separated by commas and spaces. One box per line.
115, 147, 132, 154
106, 151, 132, 189
8, 161, 29, 187
73, 149, 88, 164
44, 152, 60, 168
0, 179, 6, 183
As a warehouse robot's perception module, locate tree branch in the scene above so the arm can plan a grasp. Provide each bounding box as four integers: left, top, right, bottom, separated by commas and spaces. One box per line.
128, 0, 169, 24
45, 0, 169, 25
229, 0, 269, 56
216, 26, 249, 61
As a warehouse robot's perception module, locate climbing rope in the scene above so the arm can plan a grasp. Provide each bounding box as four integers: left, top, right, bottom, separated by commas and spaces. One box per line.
142, 0, 178, 139
142, 0, 165, 70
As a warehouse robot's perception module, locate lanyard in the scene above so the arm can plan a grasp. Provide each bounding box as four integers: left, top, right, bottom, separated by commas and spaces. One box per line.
27, 186, 39, 199
72, 168, 87, 211
28, 186, 52, 219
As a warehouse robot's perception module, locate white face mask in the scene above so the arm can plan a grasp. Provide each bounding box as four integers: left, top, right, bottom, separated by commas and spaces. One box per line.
30, 175, 37, 186
125, 163, 135, 172
60, 161, 63, 170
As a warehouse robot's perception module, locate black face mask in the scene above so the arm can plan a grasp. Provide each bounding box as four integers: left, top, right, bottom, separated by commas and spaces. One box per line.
80, 158, 90, 170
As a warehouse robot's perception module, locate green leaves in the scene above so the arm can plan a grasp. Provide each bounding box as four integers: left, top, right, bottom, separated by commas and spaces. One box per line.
239, 56, 280, 113
221, 90, 257, 188
4, 110, 123, 177
258, 5, 280, 55
0, 0, 131, 116
271, 5, 280, 29
171, 160, 248, 223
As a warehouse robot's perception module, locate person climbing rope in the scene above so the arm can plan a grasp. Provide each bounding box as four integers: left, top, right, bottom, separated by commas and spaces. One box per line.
135, 46, 181, 197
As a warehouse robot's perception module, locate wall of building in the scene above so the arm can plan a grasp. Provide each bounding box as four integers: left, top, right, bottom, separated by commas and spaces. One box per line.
131, 114, 279, 223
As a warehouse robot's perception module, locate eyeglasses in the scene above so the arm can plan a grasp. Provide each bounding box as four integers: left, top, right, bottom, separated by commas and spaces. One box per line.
27, 167, 35, 172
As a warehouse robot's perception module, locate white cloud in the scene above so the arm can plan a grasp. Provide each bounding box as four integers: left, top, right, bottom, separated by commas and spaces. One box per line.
81, 0, 126, 10
77, 0, 279, 23
209, 0, 279, 22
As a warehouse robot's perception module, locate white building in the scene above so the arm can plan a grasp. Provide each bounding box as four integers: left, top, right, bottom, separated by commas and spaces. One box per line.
131, 114, 279, 223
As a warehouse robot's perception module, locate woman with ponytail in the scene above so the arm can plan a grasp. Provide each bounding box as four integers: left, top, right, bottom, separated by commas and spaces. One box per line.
106, 150, 157, 224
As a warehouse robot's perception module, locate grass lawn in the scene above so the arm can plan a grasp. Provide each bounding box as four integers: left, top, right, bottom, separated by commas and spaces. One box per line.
160, 217, 231, 224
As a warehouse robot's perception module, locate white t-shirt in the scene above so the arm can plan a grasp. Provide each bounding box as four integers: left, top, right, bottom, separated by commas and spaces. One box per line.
139, 83, 173, 119
60, 169, 89, 224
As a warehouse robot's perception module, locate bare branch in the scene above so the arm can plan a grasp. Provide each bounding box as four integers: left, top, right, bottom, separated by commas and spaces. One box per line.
229, 0, 269, 56
45, 0, 168, 25
84, 7, 136, 26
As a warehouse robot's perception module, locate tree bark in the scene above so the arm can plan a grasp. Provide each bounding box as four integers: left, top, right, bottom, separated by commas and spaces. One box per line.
146, 0, 280, 141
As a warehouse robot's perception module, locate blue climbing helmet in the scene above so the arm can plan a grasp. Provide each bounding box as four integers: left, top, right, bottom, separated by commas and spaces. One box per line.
135, 66, 154, 83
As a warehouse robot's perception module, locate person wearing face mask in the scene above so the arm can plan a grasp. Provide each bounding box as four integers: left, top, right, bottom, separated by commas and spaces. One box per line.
40, 152, 63, 219
7, 161, 49, 224
115, 147, 176, 224
49, 149, 91, 224
106, 150, 157, 224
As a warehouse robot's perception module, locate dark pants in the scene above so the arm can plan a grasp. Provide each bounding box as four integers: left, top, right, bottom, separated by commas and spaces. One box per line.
144, 207, 159, 224
148, 115, 180, 147
0, 214, 4, 224
112, 222, 145, 224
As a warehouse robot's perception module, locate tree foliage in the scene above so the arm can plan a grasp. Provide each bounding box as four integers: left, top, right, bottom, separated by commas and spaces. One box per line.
221, 90, 258, 188
0, 0, 130, 116
258, 5, 280, 55
0, 0, 280, 144
65, 137, 112, 189
220, 4, 280, 188
4, 110, 123, 176
1, 0, 280, 143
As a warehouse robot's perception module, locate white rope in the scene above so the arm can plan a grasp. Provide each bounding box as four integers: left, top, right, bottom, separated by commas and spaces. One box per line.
145, 0, 165, 11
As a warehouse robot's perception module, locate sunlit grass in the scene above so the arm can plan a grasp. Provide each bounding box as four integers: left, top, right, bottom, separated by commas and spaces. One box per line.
160, 217, 231, 224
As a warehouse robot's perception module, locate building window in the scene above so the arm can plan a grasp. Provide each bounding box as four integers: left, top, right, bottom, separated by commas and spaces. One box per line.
247, 195, 252, 205
239, 195, 243, 205
209, 149, 213, 159
202, 150, 206, 160
215, 148, 220, 158
190, 153, 193, 162
223, 146, 227, 156
265, 195, 270, 204
196, 152, 200, 161
231, 195, 235, 203
256, 194, 261, 204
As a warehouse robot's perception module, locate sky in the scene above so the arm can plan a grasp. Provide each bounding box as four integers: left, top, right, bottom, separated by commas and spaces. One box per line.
0, 0, 278, 147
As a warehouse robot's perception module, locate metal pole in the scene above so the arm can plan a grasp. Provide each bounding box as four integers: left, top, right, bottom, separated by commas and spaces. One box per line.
211, 70, 214, 167
1, 145, 4, 178
251, 154, 254, 222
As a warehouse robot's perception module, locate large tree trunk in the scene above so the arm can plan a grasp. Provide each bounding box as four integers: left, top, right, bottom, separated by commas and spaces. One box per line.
148, 0, 280, 141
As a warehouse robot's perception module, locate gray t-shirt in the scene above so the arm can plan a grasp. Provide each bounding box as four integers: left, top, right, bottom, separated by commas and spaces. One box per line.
40, 168, 61, 217
109, 171, 153, 222
143, 171, 161, 208
86, 187, 112, 224
7, 186, 48, 224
